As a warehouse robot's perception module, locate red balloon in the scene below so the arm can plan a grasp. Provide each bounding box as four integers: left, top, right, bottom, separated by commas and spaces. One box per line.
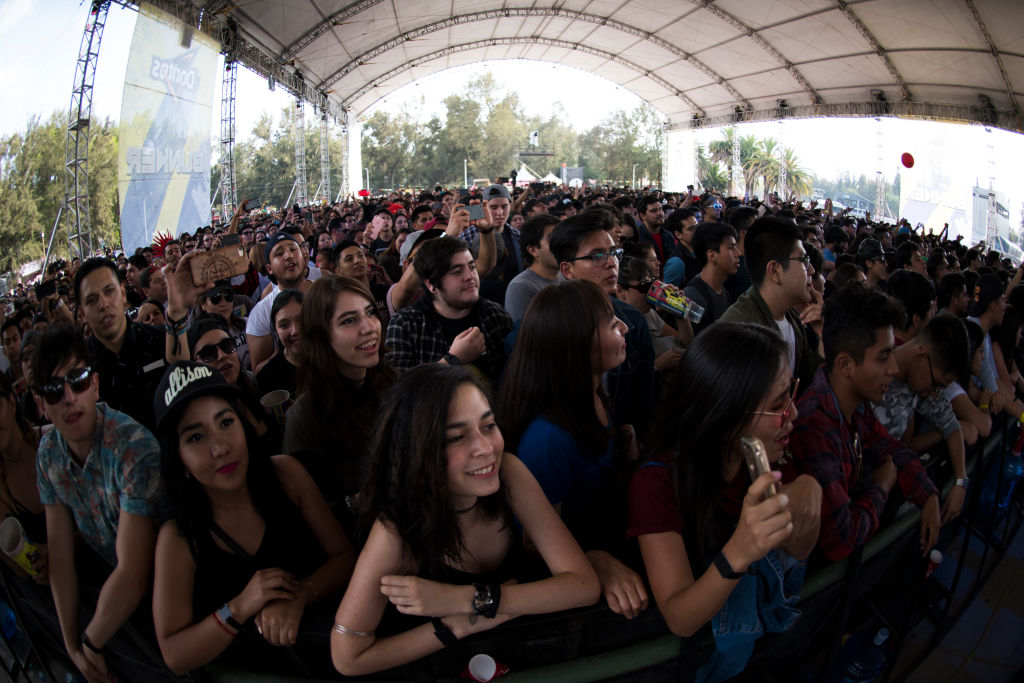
901, 152, 914, 168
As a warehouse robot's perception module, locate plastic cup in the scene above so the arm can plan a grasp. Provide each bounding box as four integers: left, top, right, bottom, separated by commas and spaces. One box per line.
260, 389, 290, 425
0, 517, 41, 576
925, 549, 943, 577
646, 280, 705, 323
464, 653, 509, 681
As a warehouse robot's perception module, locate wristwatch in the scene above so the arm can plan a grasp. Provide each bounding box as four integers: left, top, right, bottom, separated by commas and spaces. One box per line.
472, 583, 500, 618
712, 551, 745, 580
216, 603, 244, 630
443, 352, 462, 366
954, 477, 970, 489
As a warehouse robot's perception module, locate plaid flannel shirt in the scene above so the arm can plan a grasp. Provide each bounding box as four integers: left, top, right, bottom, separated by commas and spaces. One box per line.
788, 366, 938, 561
385, 294, 513, 385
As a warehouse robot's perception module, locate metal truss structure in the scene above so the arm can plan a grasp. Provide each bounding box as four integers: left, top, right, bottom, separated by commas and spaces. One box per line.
293, 98, 308, 207
317, 113, 330, 204
50, 0, 110, 264
143, 0, 339, 118
218, 58, 238, 221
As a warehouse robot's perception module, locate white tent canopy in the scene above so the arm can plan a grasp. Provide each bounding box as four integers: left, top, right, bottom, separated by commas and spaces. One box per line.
514, 164, 537, 182
541, 172, 561, 183
151, 0, 1022, 133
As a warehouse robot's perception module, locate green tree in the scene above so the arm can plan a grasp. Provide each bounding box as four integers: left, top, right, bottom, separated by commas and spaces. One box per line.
708, 127, 738, 195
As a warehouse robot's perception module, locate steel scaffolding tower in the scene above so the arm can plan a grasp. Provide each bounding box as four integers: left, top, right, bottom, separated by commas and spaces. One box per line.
337, 113, 350, 202
293, 98, 308, 206
777, 120, 787, 201
219, 58, 238, 221
55, 0, 110, 262
731, 132, 741, 197
318, 113, 331, 204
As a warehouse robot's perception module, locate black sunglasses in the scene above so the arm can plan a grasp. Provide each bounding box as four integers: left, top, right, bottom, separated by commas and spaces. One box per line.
205, 291, 234, 305
34, 366, 93, 405
622, 277, 656, 294
195, 337, 237, 363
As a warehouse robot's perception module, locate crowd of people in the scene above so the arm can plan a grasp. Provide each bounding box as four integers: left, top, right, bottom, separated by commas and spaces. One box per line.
0, 180, 1019, 681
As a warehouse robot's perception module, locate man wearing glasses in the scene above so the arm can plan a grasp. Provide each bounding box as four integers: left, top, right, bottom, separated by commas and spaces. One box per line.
32, 325, 163, 682
721, 217, 824, 393
787, 284, 941, 562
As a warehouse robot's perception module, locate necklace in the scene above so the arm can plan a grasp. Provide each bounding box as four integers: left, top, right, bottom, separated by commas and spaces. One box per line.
453, 500, 478, 514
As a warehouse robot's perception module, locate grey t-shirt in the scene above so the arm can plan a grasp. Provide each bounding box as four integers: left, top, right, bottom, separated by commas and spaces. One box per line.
504, 269, 555, 321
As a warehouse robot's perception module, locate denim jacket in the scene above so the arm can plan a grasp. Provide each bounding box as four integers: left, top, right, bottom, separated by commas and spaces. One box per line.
696, 549, 806, 683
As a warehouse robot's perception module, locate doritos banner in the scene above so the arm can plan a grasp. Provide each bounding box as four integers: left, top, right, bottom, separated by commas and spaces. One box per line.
118, 3, 217, 254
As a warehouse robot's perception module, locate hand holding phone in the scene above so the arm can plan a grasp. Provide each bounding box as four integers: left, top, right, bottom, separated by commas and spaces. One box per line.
741, 437, 777, 499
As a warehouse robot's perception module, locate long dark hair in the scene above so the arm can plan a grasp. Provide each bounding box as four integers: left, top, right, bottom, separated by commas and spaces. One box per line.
991, 304, 1021, 373
498, 280, 613, 455
644, 322, 786, 571
360, 365, 510, 577
297, 275, 397, 443
158, 394, 291, 552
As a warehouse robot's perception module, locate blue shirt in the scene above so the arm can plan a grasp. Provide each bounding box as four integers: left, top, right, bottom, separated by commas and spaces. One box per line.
516, 416, 614, 550
37, 403, 164, 566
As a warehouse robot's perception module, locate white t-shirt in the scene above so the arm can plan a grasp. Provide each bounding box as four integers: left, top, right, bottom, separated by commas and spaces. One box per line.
246, 285, 281, 337
776, 317, 797, 372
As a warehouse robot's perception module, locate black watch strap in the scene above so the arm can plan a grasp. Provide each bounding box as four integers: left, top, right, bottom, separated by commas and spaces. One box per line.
432, 617, 457, 646
712, 551, 745, 580
443, 352, 461, 366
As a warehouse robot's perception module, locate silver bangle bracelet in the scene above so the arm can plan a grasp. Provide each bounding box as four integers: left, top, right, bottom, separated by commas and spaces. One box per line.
333, 623, 375, 637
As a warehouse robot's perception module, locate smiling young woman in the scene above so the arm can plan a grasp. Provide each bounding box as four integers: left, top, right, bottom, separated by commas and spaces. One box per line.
330, 364, 598, 677
283, 276, 397, 532
151, 361, 355, 676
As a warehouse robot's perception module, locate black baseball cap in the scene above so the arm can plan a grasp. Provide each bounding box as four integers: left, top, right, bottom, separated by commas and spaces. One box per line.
153, 360, 241, 435
264, 232, 300, 262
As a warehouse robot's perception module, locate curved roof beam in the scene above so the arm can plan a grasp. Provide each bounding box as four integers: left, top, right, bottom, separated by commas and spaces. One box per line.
698, 1, 822, 105
279, 0, 384, 62
339, 37, 706, 116
833, 0, 911, 101
963, 0, 1020, 120
316, 8, 746, 108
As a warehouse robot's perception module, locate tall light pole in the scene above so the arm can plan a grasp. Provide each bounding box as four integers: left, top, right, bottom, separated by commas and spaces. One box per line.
364, 167, 370, 192
464, 159, 468, 188
632, 164, 640, 187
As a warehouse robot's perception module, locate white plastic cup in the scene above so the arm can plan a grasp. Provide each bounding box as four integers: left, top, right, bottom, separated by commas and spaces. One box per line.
0, 517, 40, 576
468, 654, 498, 682
260, 389, 291, 425
925, 549, 943, 577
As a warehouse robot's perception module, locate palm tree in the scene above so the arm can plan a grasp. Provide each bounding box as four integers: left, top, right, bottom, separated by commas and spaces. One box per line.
700, 163, 729, 194
707, 127, 738, 195
747, 137, 780, 197
778, 147, 812, 200
738, 134, 760, 197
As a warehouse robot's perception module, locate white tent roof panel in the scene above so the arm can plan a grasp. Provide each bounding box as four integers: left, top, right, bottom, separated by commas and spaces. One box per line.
160, 0, 1020, 133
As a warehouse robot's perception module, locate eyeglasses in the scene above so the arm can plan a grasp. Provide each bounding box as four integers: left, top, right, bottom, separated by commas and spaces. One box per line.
205, 292, 234, 305
240, 230, 254, 237
195, 338, 237, 363
777, 255, 811, 270
34, 366, 93, 405
926, 354, 945, 397
568, 248, 624, 264
623, 278, 656, 294
748, 378, 800, 427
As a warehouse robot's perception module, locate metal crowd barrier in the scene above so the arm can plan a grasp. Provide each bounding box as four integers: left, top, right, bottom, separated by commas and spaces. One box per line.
2, 415, 1020, 682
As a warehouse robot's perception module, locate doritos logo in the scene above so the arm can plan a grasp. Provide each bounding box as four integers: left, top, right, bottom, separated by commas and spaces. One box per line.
150, 50, 200, 100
